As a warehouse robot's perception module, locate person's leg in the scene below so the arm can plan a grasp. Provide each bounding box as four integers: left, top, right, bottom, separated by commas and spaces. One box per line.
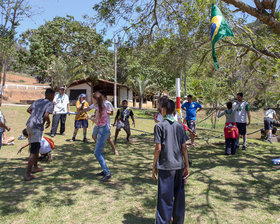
83, 119, 88, 142
236, 123, 241, 149
51, 114, 60, 136
156, 170, 175, 224
92, 125, 98, 142
225, 138, 231, 155
187, 120, 196, 145
72, 128, 78, 141
0, 132, 2, 150
172, 169, 185, 224
60, 114, 66, 135
94, 126, 111, 175
242, 135, 247, 149
107, 137, 119, 155
26, 142, 40, 178
124, 122, 131, 142
114, 129, 120, 143
231, 138, 237, 155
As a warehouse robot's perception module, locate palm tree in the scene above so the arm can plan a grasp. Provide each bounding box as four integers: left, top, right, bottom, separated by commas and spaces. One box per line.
128, 74, 150, 109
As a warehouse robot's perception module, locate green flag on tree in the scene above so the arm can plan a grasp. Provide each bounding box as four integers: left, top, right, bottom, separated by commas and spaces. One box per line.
211, 4, 234, 69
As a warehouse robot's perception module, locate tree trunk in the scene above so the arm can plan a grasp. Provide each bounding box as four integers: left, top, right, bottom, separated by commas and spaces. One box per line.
184, 67, 187, 96
1, 62, 7, 96
139, 96, 143, 109
133, 93, 136, 107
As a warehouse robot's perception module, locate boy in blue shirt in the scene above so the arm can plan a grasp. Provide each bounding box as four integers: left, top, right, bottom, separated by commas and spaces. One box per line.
181, 95, 203, 145
153, 99, 190, 224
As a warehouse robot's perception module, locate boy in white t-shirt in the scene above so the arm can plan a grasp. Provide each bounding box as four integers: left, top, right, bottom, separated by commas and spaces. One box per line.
18, 128, 55, 161
264, 108, 279, 143
0, 95, 11, 150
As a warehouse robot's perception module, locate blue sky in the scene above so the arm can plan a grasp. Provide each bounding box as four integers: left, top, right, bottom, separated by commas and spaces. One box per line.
16, 0, 115, 41
16, 0, 274, 41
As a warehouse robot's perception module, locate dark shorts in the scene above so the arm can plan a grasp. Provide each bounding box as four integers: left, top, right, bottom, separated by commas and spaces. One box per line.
30, 142, 41, 154
264, 118, 273, 130
116, 120, 131, 135
236, 122, 247, 135
186, 120, 196, 134
75, 119, 88, 129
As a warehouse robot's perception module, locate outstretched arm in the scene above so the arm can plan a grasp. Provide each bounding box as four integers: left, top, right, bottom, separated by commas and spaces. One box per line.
18, 142, 30, 154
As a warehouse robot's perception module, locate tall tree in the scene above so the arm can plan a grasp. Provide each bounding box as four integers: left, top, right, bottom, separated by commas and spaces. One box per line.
19, 16, 112, 89
0, 0, 31, 94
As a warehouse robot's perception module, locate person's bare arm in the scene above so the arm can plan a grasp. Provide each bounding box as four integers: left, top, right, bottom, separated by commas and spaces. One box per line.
273, 112, 278, 121
17, 142, 30, 154
182, 143, 190, 179
107, 111, 113, 116
27, 106, 32, 114
43, 112, 51, 128
131, 115, 135, 127
152, 143, 161, 180
247, 111, 251, 125
0, 121, 10, 131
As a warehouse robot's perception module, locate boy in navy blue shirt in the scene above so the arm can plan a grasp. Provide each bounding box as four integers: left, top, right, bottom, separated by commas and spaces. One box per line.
181, 95, 202, 145
153, 99, 190, 224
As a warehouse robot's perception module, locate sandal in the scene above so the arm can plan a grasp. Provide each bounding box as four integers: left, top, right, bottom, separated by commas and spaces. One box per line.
24, 175, 35, 181
31, 168, 43, 173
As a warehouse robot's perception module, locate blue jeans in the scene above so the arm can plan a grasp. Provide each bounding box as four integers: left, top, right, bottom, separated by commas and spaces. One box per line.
94, 125, 111, 175
0, 132, 2, 150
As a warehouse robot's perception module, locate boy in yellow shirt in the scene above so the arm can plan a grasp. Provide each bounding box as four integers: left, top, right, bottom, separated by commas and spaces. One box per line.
71, 94, 89, 142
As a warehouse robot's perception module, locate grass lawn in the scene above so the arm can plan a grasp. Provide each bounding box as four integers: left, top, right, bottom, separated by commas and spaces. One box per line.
0, 105, 279, 224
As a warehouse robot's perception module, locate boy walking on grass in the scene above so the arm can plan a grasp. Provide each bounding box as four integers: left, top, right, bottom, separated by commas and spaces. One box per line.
152, 99, 190, 224
25, 88, 55, 181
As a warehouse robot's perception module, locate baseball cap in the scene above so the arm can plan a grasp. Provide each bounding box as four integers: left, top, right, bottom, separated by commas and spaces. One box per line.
80, 93, 86, 98
60, 86, 65, 90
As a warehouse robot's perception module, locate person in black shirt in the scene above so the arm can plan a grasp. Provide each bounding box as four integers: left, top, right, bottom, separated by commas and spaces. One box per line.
152, 99, 190, 224
113, 100, 135, 143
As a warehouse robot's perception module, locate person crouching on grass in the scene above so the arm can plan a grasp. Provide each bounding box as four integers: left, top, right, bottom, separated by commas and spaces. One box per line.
152, 99, 190, 224
18, 128, 55, 161
24, 88, 55, 181
217, 102, 239, 155
71, 93, 89, 142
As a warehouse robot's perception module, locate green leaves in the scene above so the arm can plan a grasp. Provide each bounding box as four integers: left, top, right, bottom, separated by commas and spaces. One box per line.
19, 16, 113, 89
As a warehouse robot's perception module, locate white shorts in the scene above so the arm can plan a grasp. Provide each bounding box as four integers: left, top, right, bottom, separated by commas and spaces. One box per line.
27, 127, 43, 143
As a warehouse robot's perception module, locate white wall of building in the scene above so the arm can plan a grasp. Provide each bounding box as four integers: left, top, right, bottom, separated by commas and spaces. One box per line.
119, 87, 128, 103
66, 83, 91, 103
128, 89, 133, 102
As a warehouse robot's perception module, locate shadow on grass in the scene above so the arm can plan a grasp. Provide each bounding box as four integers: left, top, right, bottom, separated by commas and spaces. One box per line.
0, 129, 279, 223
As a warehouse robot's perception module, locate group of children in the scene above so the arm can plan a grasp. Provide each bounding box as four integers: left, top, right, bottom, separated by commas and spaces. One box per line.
0, 87, 279, 223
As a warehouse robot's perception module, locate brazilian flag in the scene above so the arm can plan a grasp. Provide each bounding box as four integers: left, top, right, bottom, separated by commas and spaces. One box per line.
211, 4, 234, 69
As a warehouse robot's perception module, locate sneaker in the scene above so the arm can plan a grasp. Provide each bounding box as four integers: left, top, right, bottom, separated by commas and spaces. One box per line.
70, 137, 75, 142
99, 174, 111, 182
83, 138, 88, 143
242, 146, 246, 150
96, 171, 105, 176
267, 139, 273, 144
60, 133, 65, 136
51, 134, 55, 137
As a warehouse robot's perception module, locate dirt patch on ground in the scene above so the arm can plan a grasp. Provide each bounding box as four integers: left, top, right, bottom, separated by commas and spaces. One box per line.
1, 72, 47, 85
1, 73, 49, 103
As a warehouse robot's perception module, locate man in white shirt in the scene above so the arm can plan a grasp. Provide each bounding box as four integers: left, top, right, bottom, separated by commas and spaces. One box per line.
50, 87, 70, 137
232, 93, 251, 150
264, 108, 278, 143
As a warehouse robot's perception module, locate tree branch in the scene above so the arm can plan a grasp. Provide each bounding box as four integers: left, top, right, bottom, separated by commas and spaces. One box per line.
222, 0, 280, 35
221, 39, 280, 58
